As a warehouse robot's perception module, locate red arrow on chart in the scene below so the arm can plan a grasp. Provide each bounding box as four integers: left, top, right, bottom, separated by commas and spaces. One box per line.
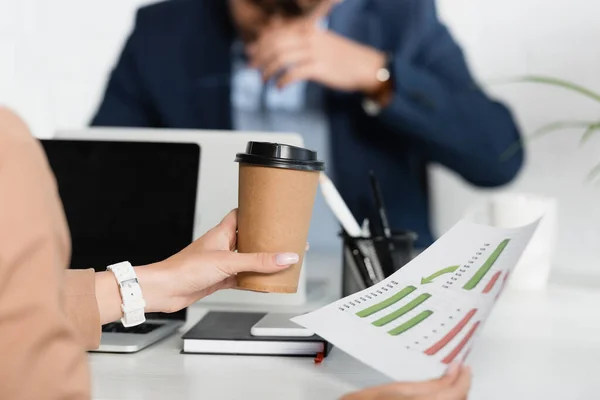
424, 309, 477, 356
482, 271, 502, 294
442, 321, 481, 364
495, 272, 510, 300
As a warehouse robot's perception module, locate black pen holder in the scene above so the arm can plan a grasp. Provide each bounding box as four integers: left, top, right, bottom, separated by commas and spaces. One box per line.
341, 230, 418, 297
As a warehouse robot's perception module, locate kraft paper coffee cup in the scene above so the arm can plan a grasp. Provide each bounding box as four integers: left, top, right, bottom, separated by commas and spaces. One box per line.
234, 142, 325, 293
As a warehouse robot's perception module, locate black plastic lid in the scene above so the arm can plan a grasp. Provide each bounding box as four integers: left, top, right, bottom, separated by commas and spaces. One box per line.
235, 142, 325, 172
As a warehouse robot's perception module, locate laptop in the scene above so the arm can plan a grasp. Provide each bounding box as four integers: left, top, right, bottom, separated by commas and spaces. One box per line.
41, 139, 201, 353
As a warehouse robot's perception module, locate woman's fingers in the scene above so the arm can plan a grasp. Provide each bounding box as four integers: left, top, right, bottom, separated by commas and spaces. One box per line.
218, 209, 239, 250
434, 366, 472, 400
389, 363, 462, 396
195, 209, 239, 252
337, 364, 471, 400
215, 251, 299, 276
219, 276, 238, 290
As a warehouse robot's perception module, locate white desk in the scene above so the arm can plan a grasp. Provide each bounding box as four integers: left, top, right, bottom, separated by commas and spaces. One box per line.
90, 255, 600, 400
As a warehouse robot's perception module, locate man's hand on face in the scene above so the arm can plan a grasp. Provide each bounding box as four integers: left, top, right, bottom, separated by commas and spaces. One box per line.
246, 7, 387, 96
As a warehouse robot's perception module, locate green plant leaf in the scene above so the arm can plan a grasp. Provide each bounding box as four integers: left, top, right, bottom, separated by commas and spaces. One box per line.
579, 123, 600, 147
530, 120, 596, 138
493, 75, 600, 104
500, 120, 597, 161
587, 162, 600, 184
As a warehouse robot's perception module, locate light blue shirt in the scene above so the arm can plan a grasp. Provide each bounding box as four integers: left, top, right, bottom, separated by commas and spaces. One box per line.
230, 39, 340, 251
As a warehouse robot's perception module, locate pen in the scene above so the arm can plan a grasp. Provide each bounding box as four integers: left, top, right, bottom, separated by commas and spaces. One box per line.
370, 171, 392, 238
346, 235, 377, 288
319, 173, 363, 237
369, 171, 396, 277
357, 218, 385, 282
361, 218, 371, 237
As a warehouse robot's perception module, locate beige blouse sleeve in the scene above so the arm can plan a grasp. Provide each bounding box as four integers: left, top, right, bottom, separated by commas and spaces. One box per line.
0, 108, 92, 400
63, 269, 102, 350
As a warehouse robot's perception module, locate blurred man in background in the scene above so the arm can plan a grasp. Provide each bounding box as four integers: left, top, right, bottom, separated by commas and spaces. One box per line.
92, 0, 524, 248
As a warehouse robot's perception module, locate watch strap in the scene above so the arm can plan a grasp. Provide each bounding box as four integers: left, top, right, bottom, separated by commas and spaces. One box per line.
106, 261, 146, 327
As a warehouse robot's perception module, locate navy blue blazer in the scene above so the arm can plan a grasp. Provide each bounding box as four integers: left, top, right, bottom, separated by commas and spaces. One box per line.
91, 0, 524, 247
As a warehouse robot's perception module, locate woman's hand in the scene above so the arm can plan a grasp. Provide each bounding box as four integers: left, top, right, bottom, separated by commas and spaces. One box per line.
341, 364, 472, 400
139, 209, 298, 314
96, 209, 299, 324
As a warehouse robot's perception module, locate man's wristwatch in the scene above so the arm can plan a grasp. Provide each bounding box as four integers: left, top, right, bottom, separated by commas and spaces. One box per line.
362, 54, 394, 116
106, 261, 146, 327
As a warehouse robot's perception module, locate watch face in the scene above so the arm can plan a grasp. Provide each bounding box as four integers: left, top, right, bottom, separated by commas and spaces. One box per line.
121, 279, 138, 289
376, 67, 391, 83
122, 279, 134, 286
363, 98, 382, 116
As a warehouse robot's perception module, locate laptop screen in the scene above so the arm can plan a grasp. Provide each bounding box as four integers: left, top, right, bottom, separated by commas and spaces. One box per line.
41, 139, 200, 322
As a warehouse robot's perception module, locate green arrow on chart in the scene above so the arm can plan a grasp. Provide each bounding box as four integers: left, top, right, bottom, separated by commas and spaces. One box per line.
421, 266, 460, 285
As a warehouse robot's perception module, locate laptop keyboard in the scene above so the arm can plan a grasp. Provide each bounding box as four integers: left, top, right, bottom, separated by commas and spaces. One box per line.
102, 322, 164, 334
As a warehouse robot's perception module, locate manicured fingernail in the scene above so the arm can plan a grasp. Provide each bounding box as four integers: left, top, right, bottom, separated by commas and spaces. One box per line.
276, 253, 299, 266
306, 242, 310, 251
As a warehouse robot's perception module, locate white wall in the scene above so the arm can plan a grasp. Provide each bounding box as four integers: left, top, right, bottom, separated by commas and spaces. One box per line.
0, 0, 157, 137
435, 0, 600, 278
1, 0, 600, 276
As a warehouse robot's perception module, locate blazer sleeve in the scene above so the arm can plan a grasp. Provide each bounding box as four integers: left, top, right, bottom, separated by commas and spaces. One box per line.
376, 0, 524, 187
0, 108, 92, 400
91, 10, 158, 128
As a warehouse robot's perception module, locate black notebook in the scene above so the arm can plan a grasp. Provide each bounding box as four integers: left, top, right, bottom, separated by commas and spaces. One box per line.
181, 312, 332, 357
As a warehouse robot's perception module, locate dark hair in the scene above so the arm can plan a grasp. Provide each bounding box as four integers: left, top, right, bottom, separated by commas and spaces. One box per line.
249, 0, 322, 17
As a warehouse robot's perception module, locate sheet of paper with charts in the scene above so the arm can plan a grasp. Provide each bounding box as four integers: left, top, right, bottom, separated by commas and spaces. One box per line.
293, 219, 539, 381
